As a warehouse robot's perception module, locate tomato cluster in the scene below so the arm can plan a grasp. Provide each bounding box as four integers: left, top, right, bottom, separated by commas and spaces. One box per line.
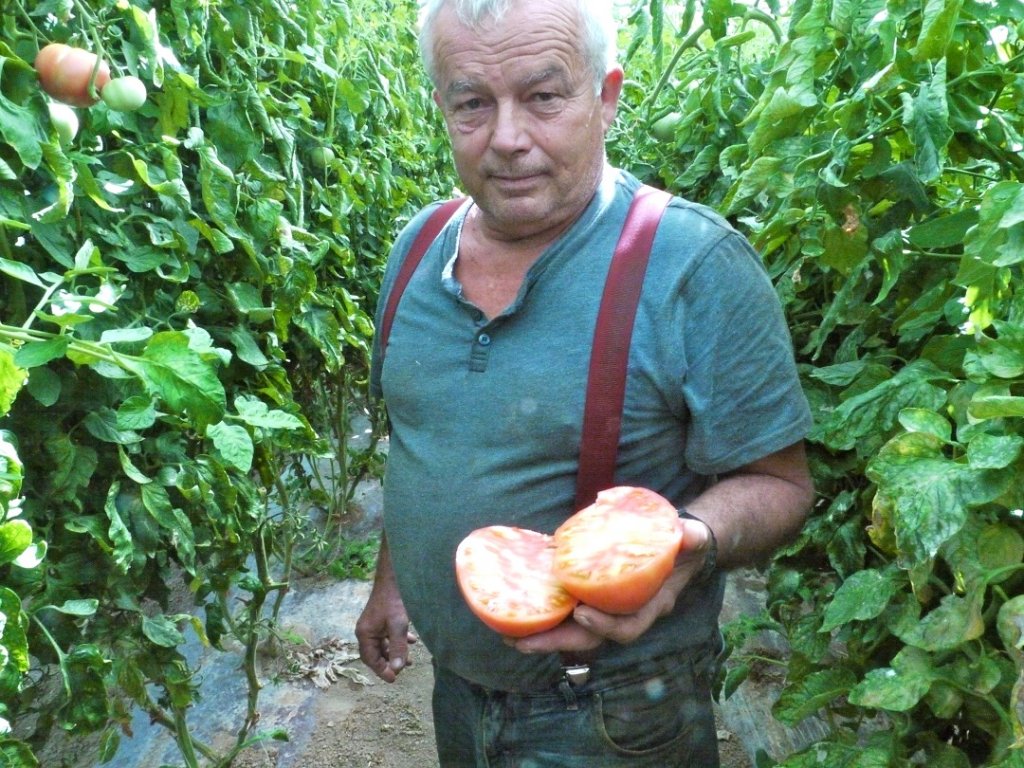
455, 487, 685, 637
33, 43, 149, 145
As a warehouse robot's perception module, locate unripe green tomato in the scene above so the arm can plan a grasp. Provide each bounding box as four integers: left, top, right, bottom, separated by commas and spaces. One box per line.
47, 102, 79, 145
650, 112, 682, 142
311, 146, 336, 169
100, 76, 147, 112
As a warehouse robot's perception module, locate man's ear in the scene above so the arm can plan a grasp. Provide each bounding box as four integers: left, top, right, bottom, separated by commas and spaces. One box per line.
600, 66, 624, 130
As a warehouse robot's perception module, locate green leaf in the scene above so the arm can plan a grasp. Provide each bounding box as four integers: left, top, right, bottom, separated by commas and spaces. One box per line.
12, 337, 69, 368
208, 421, 253, 473
0, 520, 32, 566
121, 331, 226, 431
907, 208, 978, 249
116, 396, 158, 431
964, 333, 1024, 379
0, 257, 44, 288
140, 483, 195, 573
234, 395, 303, 430
849, 647, 935, 711
141, 614, 185, 648
821, 569, 897, 632
867, 433, 1005, 565
912, 0, 964, 61
0, 587, 29, 674
0, 62, 45, 169
901, 59, 952, 182
897, 407, 951, 441
46, 599, 99, 617
0, 737, 40, 766
996, 595, 1024, 662
103, 483, 134, 573
229, 327, 270, 368
83, 409, 143, 445
969, 393, 1024, 420
773, 667, 858, 725
811, 361, 950, 451
967, 433, 1024, 470
978, 523, 1024, 576
899, 593, 985, 652
0, 348, 26, 418
117, 446, 152, 485
748, 86, 818, 154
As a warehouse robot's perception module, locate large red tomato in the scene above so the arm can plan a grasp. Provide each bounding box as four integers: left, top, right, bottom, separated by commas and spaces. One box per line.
34, 43, 111, 107
553, 486, 683, 614
455, 526, 579, 638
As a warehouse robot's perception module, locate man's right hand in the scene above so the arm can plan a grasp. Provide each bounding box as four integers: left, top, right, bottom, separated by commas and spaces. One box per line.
355, 535, 415, 682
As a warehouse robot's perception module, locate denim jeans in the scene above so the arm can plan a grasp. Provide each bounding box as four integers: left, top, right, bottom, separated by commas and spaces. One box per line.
431, 644, 721, 767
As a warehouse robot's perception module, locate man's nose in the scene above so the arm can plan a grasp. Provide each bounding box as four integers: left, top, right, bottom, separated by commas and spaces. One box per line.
490, 101, 531, 153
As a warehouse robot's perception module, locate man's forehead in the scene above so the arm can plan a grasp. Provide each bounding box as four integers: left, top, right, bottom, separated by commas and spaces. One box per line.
444, 63, 572, 95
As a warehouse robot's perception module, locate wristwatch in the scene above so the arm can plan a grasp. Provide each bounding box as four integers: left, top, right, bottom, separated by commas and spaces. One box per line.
679, 509, 718, 583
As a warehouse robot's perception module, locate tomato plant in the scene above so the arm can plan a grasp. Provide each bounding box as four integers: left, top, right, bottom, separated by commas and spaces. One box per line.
33, 43, 109, 106
553, 486, 683, 614
613, 1, 1024, 765
456, 525, 578, 638
1, 0, 453, 765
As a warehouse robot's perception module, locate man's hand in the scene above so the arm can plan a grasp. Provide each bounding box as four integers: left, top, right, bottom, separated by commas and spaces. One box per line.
355, 535, 415, 682
505, 517, 714, 653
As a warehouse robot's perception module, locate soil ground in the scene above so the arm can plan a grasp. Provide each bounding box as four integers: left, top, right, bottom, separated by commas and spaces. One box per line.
228, 590, 755, 768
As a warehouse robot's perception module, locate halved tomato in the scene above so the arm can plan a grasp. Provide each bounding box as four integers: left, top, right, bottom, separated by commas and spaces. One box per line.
455, 526, 578, 638
553, 486, 683, 614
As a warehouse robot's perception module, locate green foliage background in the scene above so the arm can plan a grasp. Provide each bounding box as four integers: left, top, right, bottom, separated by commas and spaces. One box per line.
0, 0, 450, 764
0, 0, 1022, 766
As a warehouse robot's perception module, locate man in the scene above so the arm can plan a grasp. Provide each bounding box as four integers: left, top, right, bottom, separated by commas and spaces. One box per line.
355, 0, 815, 765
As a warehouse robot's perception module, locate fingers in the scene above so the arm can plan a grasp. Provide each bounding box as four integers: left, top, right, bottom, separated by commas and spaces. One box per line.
505, 617, 604, 655
356, 620, 416, 683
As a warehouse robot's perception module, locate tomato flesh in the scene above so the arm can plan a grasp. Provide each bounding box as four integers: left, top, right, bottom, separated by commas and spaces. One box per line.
553, 486, 683, 614
455, 526, 578, 638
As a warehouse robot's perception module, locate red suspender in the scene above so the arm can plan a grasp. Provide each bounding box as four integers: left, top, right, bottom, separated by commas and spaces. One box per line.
377, 186, 673, 510
378, 197, 467, 356
575, 185, 672, 508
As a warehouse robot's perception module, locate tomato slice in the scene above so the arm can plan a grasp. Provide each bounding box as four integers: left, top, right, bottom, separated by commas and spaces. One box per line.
456, 526, 578, 638
553, 486, 683, 614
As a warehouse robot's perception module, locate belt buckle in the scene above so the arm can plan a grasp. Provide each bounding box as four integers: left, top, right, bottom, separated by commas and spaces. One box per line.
562, 664, 591, 687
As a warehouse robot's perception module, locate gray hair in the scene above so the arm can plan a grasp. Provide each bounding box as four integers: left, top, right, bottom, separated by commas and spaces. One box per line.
417, 0, 618, 92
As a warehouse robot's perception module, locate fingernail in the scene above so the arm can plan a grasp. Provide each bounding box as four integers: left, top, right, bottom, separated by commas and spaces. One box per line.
575, 612, 592, 628
389, 658, 405, 672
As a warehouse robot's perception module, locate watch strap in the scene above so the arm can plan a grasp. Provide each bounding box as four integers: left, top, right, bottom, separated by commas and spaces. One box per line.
679, 509, 718, 583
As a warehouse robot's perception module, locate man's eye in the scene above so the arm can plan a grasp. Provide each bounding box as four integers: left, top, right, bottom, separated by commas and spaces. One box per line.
457, 98, 485, 111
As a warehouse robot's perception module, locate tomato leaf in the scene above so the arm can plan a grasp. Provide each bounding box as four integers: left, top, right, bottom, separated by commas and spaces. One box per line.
208, 421, 253, 473
121, 331, 226, 431
820, 568, 897, 632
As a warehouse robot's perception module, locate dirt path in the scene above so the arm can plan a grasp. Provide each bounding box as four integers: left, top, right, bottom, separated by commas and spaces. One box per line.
231, 622, 753, 768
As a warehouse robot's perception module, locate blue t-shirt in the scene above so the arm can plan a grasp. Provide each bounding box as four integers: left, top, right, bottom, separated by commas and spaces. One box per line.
370, 166, 812, 692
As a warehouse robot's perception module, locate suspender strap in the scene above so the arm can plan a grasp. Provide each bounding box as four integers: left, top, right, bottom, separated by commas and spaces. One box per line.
378, 197, 466, 355
375, 186, 672, 511
574, 184, 673, 510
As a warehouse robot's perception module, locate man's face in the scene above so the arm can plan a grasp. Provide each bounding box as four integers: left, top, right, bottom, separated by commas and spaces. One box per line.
431, 0, 622, 241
